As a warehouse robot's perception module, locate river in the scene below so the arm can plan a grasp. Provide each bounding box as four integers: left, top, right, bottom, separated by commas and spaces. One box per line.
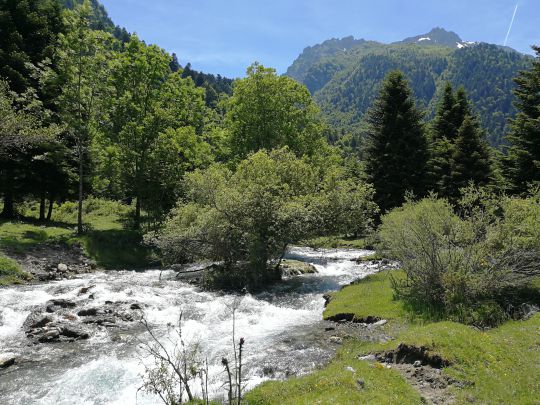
0, 247, 378, 404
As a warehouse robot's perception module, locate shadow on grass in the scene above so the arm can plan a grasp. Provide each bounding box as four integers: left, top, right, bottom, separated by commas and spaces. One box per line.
78, 229, 157, 270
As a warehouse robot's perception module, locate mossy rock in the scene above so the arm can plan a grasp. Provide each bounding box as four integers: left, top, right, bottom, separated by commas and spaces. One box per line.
280, 259, 317, 276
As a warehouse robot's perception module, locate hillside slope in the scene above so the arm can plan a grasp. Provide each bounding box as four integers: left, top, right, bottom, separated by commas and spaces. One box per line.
287, 28, 532, 147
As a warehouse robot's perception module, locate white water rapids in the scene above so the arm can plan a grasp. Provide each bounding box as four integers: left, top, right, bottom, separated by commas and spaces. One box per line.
0, 247, 378, 404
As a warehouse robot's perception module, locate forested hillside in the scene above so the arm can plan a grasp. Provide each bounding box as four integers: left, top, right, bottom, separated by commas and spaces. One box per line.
287, 28, 532, 147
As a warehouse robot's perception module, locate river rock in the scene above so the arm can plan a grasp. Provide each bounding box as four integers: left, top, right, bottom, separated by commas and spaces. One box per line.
78, 285, 95, 295
0, 356, 16, 369
59, 325, 90, 340
78, 307, 99, 317
359, 354, 377, 361
279, 260, 318, 276
46, 299, 76, 313
369, 319, 387, 328
329, 336, 343, 344
57, 263, 68, 272
23, 312, 53, 329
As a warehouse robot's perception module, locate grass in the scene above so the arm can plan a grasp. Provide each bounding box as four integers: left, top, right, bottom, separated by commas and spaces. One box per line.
323, 271, 406, 321
0, 253, 32, 285
247, 270, 540, 404
0, 199, 156, 279
245, 344, 423, 404
306, 236, 370, 250
0, 220, 73, 251
77, 229, 156, 269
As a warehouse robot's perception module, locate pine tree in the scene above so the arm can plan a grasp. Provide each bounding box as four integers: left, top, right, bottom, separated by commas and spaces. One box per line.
429, 82, 458, 196
432, 82, 458, 141
505, 46, 540, 193
364, 71, 429, 213
428, 84, 486, 199
450, 115, 492, 197
170, 52, 181, 73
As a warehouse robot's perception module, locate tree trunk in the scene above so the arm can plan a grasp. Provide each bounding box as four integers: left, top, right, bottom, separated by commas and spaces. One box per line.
1, 166, 15, 219
46, 196, 54, 221
77, 143, 84, 234
39, 193, 46, 221
134, 195, 141, 230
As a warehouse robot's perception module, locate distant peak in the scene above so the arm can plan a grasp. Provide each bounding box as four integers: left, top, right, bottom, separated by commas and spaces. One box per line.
398, 27, 466, 49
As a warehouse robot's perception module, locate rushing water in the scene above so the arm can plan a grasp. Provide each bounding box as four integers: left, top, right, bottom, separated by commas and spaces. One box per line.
0, 247, 378, 404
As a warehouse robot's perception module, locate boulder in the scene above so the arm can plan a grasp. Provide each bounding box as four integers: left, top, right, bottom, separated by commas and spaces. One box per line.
59, 325, 90, 340
23, 312, 53, 330
0, 356, 16, 369
57, 263, 68, 272
77, 308, 99, 317
280, 260, 318, 276
45, 299, 76, 313
36, 328, 61, 343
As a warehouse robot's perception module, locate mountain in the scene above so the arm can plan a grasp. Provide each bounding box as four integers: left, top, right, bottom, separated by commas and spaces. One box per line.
397, 27, 471, 49
287, 28, 532, 147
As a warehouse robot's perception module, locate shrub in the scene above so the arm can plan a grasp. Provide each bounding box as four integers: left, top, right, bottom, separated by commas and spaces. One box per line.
147, 148, 378, 289
379, 195, 540, 326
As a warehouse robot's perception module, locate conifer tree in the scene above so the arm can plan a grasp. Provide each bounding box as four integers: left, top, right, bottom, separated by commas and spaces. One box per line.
429, 82, 458, 196
432, 82, 458, 142
505, 46, 540, 193
428, 84, 489, 199
364, 71, 428, 213
450, 115, 492, 196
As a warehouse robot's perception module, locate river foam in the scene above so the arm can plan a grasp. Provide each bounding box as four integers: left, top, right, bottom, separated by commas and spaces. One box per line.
0, 247, 377, 404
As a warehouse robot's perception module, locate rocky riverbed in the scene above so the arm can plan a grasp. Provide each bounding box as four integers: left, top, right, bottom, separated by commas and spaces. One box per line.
0, 247, 389, 404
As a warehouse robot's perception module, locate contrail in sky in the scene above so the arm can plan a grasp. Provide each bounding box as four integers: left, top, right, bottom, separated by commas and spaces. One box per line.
504, 3, 519, 46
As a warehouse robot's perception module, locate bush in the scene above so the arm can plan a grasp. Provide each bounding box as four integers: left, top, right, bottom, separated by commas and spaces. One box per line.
379, 195, 540, 326
147, 148, 377, 289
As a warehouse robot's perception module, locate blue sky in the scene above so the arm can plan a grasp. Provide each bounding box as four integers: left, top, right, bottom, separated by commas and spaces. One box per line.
100, 0, 539, 78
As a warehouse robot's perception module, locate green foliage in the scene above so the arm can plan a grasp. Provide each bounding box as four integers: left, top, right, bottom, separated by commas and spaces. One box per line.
0, 253, 31, 285
378, 194, 540, 326
226, 63, 327, 160
0, 0, 64, 95
505, 46, 540, 193
149, 148, 377, 287
364, 71, 429, 213
106, 35, 209, 226
0, 80, 64, 219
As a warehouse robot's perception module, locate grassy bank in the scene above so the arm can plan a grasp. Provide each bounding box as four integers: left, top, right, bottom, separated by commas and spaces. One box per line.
0, 199, 156, 282
306, 236, 370, 250
246, 270, 540, 404
0, 253, 32, 285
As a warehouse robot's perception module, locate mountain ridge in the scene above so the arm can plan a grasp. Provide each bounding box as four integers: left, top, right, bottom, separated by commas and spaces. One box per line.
286, 28, 532, 147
